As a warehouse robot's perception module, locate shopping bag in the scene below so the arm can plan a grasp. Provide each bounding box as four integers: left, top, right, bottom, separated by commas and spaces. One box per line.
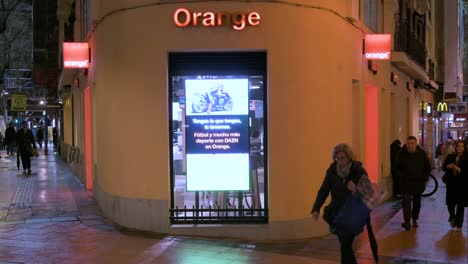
31, 148, 39, 157
333, 194, 371, 236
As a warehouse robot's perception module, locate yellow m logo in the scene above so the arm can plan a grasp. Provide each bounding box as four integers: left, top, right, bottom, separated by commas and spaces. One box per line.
437, 102, 448, 112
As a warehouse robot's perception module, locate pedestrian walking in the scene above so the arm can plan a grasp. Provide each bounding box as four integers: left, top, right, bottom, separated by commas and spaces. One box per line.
36, 125, 44, 149
442, 140, 468, 232
5, 123, 16, 156
16, 121, 37, 175
311, 143, 378, 264
52, 127, 58, 150
442, 139, 455, 166
390, 139, 402, 198
395, 136, 431, 230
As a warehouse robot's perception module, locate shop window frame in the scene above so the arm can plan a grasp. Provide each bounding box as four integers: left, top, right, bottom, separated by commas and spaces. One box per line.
168, 51, 269, 224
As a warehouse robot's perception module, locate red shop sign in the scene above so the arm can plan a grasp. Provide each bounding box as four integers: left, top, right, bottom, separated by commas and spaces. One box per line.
364, 34, 391, 60
63, 42, 89, 68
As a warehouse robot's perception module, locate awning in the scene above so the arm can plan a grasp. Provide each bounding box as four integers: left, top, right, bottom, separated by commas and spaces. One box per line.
58, 68, 77, 92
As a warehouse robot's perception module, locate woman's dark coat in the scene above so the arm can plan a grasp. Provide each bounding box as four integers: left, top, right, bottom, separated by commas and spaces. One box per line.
16, 128, 36, 153
395, 145, 430, 195
311, 160, 366, 216
443, 153, 468, 206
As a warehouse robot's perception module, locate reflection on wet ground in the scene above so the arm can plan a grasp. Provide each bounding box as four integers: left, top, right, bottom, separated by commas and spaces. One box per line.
0, 149, 466, 263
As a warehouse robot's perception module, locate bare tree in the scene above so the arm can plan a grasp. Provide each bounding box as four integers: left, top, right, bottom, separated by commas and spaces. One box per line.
0, 0, 32, 88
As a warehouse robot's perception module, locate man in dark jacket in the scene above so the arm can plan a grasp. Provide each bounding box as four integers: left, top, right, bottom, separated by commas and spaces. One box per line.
395, 136, 430, 230
16, 121, 37, 175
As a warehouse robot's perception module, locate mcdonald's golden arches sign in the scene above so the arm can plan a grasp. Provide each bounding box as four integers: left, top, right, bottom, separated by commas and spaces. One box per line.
437, 102, 448, 112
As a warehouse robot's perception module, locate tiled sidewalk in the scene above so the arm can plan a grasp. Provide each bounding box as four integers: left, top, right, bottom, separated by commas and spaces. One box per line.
0, 149, 466, 263
358, 170, 468, 264
0, 148, 99, 223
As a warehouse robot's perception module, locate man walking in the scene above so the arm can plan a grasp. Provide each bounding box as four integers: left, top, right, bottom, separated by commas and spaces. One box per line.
395, 136, 431, 230
36, 125, 44, 149
16, 121, 37, 175
5, 123, 16, 156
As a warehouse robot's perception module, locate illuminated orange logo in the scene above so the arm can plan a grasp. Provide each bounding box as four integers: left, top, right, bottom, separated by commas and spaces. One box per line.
63, 42, 89, 68
173, 8, 261, 31
365, 34, 392, 60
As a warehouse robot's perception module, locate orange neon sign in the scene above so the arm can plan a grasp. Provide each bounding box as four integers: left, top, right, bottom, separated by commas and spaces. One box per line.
63, 42, 89, 68
364, 34, 392, 60
173, 8, 261, 30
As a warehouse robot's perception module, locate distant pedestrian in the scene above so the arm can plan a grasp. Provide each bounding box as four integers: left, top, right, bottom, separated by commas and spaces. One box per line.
311, 143, 378, 264
395, 136, 431, 230
442, 140, 468, 232
5, 123, 16, 156
52, 127, 58, 150
390, 139, 402, 198
36, 125, 44, 149
16, 121, 37, 175
442, 139, 455, 164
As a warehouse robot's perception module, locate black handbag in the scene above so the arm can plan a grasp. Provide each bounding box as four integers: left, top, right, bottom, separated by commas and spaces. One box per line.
442, 172, 449, 184
322, 204, 338, 226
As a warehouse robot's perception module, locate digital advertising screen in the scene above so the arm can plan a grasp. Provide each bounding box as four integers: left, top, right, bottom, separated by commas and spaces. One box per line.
185, 78, 250, 191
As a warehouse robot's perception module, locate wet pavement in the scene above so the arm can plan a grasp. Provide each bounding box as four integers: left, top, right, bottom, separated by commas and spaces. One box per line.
0, 147, 466, 264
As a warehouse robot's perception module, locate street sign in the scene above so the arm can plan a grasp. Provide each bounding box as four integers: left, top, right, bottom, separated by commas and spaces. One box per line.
10, 95, 27, 112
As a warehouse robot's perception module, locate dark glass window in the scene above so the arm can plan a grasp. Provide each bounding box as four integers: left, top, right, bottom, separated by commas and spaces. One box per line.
365, 0, 378, 32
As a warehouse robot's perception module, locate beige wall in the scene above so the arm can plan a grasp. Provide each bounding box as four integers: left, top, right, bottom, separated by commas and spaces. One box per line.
86, 0, 424, 237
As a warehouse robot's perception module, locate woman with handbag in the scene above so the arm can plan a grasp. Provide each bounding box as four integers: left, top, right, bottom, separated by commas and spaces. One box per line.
442, 140, 467, 232
311, 143, 378, 264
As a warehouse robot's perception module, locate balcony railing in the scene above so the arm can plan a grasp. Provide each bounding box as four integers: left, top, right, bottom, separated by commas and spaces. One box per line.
394, 19, 427, 68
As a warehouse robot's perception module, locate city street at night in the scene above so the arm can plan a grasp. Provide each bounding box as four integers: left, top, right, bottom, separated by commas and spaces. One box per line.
0, 148, 466, 264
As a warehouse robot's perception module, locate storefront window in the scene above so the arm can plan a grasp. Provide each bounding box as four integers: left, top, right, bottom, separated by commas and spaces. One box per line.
364, 0, 378, 32
169, 52, 267, 224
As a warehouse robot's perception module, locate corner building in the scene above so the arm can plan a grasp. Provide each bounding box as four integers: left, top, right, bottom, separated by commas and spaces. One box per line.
62, 0, 437, 240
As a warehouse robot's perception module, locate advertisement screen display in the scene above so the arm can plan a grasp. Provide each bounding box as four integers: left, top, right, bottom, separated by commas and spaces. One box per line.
185, 79, 249, 191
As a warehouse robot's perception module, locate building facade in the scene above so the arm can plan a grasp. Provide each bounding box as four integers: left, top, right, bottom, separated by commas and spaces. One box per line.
57, 0, 441, 240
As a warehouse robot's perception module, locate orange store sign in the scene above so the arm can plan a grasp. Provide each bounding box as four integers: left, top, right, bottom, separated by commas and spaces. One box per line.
63, 42, 89, 68
364, 34, 391, 60
173, 8, 261, 30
